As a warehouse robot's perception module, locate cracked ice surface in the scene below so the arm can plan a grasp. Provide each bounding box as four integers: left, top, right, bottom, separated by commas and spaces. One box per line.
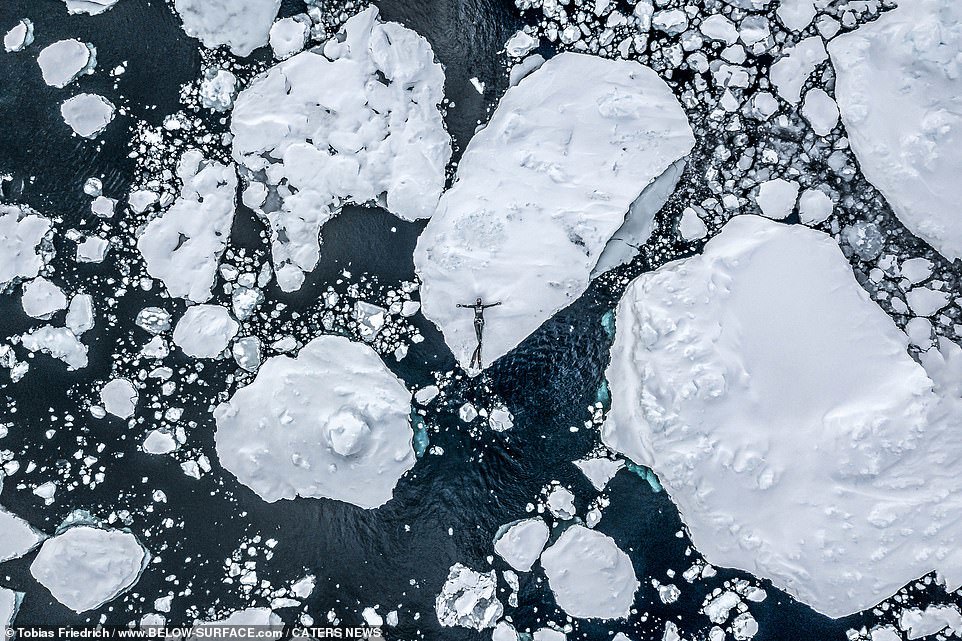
414, 52, 694, 370
214, 335, 415, 509
603, 215, 962, 618
829, 0, 962, 260
231, 7, 450, 292
30, 525, 149, 613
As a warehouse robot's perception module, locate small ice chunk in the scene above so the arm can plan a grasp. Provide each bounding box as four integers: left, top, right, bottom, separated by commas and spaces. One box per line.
83, 177, 102, 196
100, 378, 138, 419
802, 88, 839, 136
574, 457, 624, 491
37, 39, 95, 87
135, 307, 171, 334
128, 189, 158, 213
797, 188, 833, 225
63, 0, 120, 15
900, 258, 933, 285
494, 518, 550, 572
546, 486, 576, 520
61, 94, 115, 138
679, 208, 708, 241
0, 505, 44, 562
505, 30, 537, 57
540, 525, 639, 619
76, 235, 108, 262
90, 195, 115, 219
30, 525, 148, 613
4, 19, 34, 52
173, 0, 281, 57
21, 277, 67, 319
172, 304, 238, 358
700, 15, 738, 45
488, 405, 514, 432
143, 429, 177, 455
232, 336, 262, 372
0, 587, 23, 632
291, 575, 315, 599
754, 178, 799, 219
414, 385, 440, 405
776, 0, 816, 32
435, 563, 502, 630
459, 403, 478, 423
65, 294, 95, 336
269, 16, 309, 60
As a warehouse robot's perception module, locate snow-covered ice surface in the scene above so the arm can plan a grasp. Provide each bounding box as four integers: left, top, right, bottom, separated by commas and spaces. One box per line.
173, 0, 280, 57
60, 94, 115, 138
214, 335, 415, 508
0, 204, 51, 288
494, 518, 550, 572
30, 524, 149, 613
435, 563, 503, 629
231, 6, 450, 291
62, 0, 120, 16
829, 0, 962, 261
603, 215, 962, 618
415, 52, 694, 369
540, 525, 639, 620
172, 304, 238, 358
37, 39, 95, 88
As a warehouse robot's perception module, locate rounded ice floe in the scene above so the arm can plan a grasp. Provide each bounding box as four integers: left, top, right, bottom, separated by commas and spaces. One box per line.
231, 6, 450, 292
30, 525, 148, 613
414, 52, 694, 370
754, 178, 799, 220
213, 335, 415, 508
435, 563, 502, 630
0, 204, 52, 288
268, 16, 309, 60
540, 525, 638, 620
37, 39, 95, 87
173, 304, 238, 358
494, 518, 550, 572
20, 277, 66, 319
603, 215, 962, 618
801, 88, 839, 136
62, 0, 120, 15
61, 94, 115, 138
829, 0, 962, 260
173, 0, 281, 57
797, 188, 833, 225
100, 378, 138, 419
4, 19, 34, 53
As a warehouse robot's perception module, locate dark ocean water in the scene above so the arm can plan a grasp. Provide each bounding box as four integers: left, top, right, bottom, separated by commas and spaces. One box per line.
0, 1, 919, 639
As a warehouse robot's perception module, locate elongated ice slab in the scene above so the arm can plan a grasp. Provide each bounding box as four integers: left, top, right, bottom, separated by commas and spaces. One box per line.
603, 215, 962, 617
414, 52, 694, 369
63, 0, 120, 15
214, 335, 415, 509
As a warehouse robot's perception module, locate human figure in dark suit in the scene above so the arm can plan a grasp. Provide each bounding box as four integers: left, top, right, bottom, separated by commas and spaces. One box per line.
457, 298, 501, 370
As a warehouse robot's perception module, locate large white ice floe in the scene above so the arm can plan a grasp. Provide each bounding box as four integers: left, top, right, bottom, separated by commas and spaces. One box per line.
30, 524, 149, 613
602, 214, 962, 618
37, 39, 95, 87
173, 304, 238, 358
0, 204, 51, 289
0, 479, 45, 563
173, 0, 281, 57
435, 563, 503, 630
829, 0, 962, 261
213, 335, 415, 509
62, 0, 120, 15
414, 52, 694, 370
61, 94, 115, 138
231, 7, 450, 292
137, 151, 236, 303
494, 518, 550, 572
539, 524, 638, 620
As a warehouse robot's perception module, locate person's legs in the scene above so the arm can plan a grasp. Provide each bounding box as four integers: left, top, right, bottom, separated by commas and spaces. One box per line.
470, 344, 482, 369
474, 317, 483, 343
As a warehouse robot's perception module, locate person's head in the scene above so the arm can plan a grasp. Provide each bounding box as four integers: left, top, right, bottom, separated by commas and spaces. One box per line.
476, 297, 482, 305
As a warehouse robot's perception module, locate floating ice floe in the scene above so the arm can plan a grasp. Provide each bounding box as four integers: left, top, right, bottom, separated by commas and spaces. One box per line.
199, 69, 237, 112
754, 178, 799, 220
37, 39, 96, 87
4, 19, 34, 53
61, 94, 115, 138
20, 326, 88, 370
63, 0, 120, 15
0, 204, 52, 289
769, 36, 826, 105
20, 277, 66, 319
173, 0, 281, 57
573, 457, 624, 491
214, 335, 415, 509
603, 215, 962, 618
173, 304, 238, 358
0, 479, 45, 563
231, 7, 450, 291
31, 524, 149, 613
801, 88, 839, 137
540, 524, 638, 620
435, 563, 502, 630
415, 52, 694, 370
100, 378, 138, 419
493, 518, 550, 572
269, 16, 309, 60
829, 0, 962, 260
137, 151, 236, 303
0, 588, 22, 632
194, 608, 283, 631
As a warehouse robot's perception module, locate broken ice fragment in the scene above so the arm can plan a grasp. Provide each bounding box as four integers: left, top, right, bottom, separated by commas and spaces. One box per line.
61, 94, 115, 138
20, 326, 88, 370
754, 178, 799, 220
268, 16, 309, 60
199, 69, 238, 112
174, 0, 281, 57
62, 0, 120, 15
20, 277, 67, 319
493, 518, 549, 572
0, 204, 52, 288
435, 563, 502, 630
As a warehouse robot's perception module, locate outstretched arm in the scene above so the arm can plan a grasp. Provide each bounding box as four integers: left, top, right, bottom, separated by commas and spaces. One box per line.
482, 302, 502, 309
456, 304, 469, 308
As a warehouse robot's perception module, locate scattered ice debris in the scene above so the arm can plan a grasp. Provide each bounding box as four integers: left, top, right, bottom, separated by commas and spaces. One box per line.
62, 0, 120, 15
0, 204, 52, 288
754, 178, 799, 220
60, 94, 115, 138
415, 52, 694, 369
573, 457, 623, 491
214, 335, 415, 508
435, 563, 502, 630
4, 19, 34, 53
829, 0, 962, 260
198, 69, 238, 112
20, 326, 88, 370
493, 518, 550, 572
20, 277, 66, 319
603, 215, 962, 618
769, 36, 826, 105
30, 524, 148, 613
540, 525, 638, 620
172, 304, 238, 358
99, 378, 138, 419
137, 151, 237, 302
801, 88, 839, 137
231, 6, 451, 291
546, 485, 576, 520
269, 15, 309, 60
173, 0, 281, 57
37, 39, 96, 87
